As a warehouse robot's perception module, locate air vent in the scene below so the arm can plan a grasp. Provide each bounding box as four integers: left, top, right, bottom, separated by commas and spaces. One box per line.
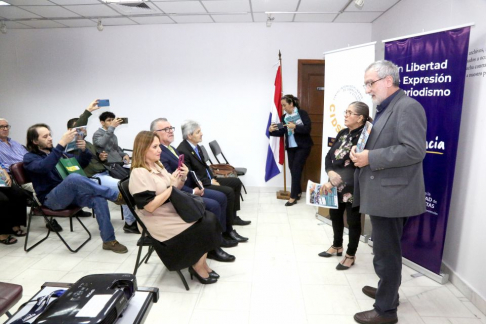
107, 1, 157, 14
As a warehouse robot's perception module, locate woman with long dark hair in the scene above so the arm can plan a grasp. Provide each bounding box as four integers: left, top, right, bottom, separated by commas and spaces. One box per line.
268, 94, 313, 206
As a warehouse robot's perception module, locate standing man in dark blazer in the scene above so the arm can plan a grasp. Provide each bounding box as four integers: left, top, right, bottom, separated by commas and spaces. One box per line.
177, 120, 250, 243
351, 60, 427, 324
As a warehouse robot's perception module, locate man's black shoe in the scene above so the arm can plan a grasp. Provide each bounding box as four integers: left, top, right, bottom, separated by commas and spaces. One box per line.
221, 237, 238, 248
233, 216, 251, 226
46, 219, 63, 232
75, 210, 92, 217
123, 222, 140, 234
207, 247, 235, 262
223, 230, 248, 243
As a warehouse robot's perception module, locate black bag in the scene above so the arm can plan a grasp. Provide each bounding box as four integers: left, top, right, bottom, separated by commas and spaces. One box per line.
169, 186, 205, 223
106, 163, 130, 180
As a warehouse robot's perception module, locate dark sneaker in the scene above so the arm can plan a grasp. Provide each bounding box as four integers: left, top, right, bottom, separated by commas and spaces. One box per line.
46, 219, 63, 232
75, 210, 92, 217
123, 222, 140, 234
102, 240, 128, 253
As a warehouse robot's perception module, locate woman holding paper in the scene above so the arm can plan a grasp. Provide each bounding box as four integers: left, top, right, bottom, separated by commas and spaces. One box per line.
318, 101, 371, 270
268, 94, 313, 206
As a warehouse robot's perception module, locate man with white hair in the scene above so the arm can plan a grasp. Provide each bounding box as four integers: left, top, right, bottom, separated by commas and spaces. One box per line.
351, 60, 427, 324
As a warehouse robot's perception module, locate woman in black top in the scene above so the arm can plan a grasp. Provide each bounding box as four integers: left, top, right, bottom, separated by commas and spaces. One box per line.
268, 94, 313, 206
318, 101, 371, 270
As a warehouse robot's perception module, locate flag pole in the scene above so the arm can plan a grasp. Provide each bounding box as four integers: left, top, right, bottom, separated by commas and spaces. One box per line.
277, 50, 291, 200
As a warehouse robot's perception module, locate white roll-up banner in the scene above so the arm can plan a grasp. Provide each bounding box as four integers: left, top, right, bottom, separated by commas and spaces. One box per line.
321, 42, 375, 183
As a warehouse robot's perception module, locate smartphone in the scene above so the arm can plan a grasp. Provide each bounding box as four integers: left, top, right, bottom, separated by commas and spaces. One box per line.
276, 122, 284, 130
98, 99, 110, 107
120, 117, 128, 124
75, 126, 86, 140
177, 154, 184, 170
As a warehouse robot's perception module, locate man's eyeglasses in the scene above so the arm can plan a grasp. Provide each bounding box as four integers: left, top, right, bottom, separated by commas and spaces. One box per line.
156, 127, 175, 133
0, 125, 11, 130
344, 110, 361, 116
363, 77, 385, 89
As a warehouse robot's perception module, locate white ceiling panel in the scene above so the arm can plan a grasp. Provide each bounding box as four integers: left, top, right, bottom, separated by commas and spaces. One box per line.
251, 0, 299, 12
298, 0, 349, 13
346, 0, 400, 12
20, 19, 66, 28
202, 0, 250, 13
4, 20, 31, 28
334, 11, 382, 23
50, 0, 102, 4
63, 4, 121, 17
294, 13, 336, 22
171, 15, 213, 23
3, 0, 54, 5
97, 17, 137, 25
52, 18, 97, 27
212, 13, 252, 23
129, 15, 174, 24
0, 6, 41, 19
154, 1, 206, 14
253, 12, 294, 22
19, 5, 81, 18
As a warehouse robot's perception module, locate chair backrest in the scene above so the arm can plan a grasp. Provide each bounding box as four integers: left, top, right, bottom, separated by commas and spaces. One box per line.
10, 162, 31, 186
118, 178, 150, 235
199, 145, 213, 165
209, 140, 229, 164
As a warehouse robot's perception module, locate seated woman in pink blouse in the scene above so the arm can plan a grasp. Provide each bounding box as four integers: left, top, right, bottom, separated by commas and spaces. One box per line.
129, 131, 221, 284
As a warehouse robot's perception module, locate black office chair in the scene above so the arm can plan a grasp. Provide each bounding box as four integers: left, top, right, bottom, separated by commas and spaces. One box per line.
200, 145, 244, 201
118, 178, 190, 291
208, 140, 247, 194
10, 162, 91, 253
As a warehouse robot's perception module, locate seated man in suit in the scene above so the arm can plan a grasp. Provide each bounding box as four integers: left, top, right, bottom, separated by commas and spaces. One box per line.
23, 123, 128, 253
177, 120, 250, 243
151, 118, 237, 262
69, 100, 138, 234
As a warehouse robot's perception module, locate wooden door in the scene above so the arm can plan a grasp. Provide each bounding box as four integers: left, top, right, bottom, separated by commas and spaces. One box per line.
298, 59, 325, 190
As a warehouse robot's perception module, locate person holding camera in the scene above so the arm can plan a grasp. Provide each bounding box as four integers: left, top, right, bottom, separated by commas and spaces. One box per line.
268, 94, 313, 206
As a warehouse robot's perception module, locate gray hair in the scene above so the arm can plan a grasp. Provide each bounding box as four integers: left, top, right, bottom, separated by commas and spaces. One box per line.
366, 60, 400, 87
181, 120, 200, 140
150, 118, 168, 131
0, 118, 8, 123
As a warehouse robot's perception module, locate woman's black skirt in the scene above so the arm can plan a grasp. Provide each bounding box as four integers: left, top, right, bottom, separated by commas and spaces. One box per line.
151, 211, 221, 271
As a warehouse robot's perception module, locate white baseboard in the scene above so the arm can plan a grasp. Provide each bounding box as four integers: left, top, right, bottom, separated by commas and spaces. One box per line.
442, 262, 486, 316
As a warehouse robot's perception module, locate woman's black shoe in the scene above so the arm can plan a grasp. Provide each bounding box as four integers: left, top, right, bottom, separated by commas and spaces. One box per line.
318, 245, 343, 257
209, 271, 220, 279
285, 200, 297, 206
188, 266, 217, 284
336, 255, 355, 270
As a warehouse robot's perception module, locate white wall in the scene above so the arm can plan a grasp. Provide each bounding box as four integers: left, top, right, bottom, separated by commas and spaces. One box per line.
0, 22, 371, 188
372, 0, 486, 304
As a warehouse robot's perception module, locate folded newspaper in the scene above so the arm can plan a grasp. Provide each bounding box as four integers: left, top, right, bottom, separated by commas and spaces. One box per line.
306, 180, 338, 209
356, 121, 372, 153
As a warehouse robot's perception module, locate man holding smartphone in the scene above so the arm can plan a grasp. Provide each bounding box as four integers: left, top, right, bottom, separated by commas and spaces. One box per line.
93, 112, 130, 165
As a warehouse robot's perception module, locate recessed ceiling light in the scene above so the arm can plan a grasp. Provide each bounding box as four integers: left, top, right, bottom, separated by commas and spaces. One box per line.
0, 1, 12, 6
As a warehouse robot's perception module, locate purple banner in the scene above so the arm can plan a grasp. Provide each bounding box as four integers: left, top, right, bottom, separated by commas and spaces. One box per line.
385, 27, 470, 274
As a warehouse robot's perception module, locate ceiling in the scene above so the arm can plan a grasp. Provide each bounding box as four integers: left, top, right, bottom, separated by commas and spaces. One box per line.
0, 0, 401, 30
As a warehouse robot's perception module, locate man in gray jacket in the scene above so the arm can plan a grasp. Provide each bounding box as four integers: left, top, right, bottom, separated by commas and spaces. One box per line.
93, 112, 130, 165
351, 60, 427, 324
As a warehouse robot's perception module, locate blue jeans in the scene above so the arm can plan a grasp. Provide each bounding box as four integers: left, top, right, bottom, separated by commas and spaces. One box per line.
91, 171, 136, 225
44, 173, 118, 242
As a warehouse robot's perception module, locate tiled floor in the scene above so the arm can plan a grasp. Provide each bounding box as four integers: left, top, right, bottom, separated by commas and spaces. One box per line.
1, 189, 485, 324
